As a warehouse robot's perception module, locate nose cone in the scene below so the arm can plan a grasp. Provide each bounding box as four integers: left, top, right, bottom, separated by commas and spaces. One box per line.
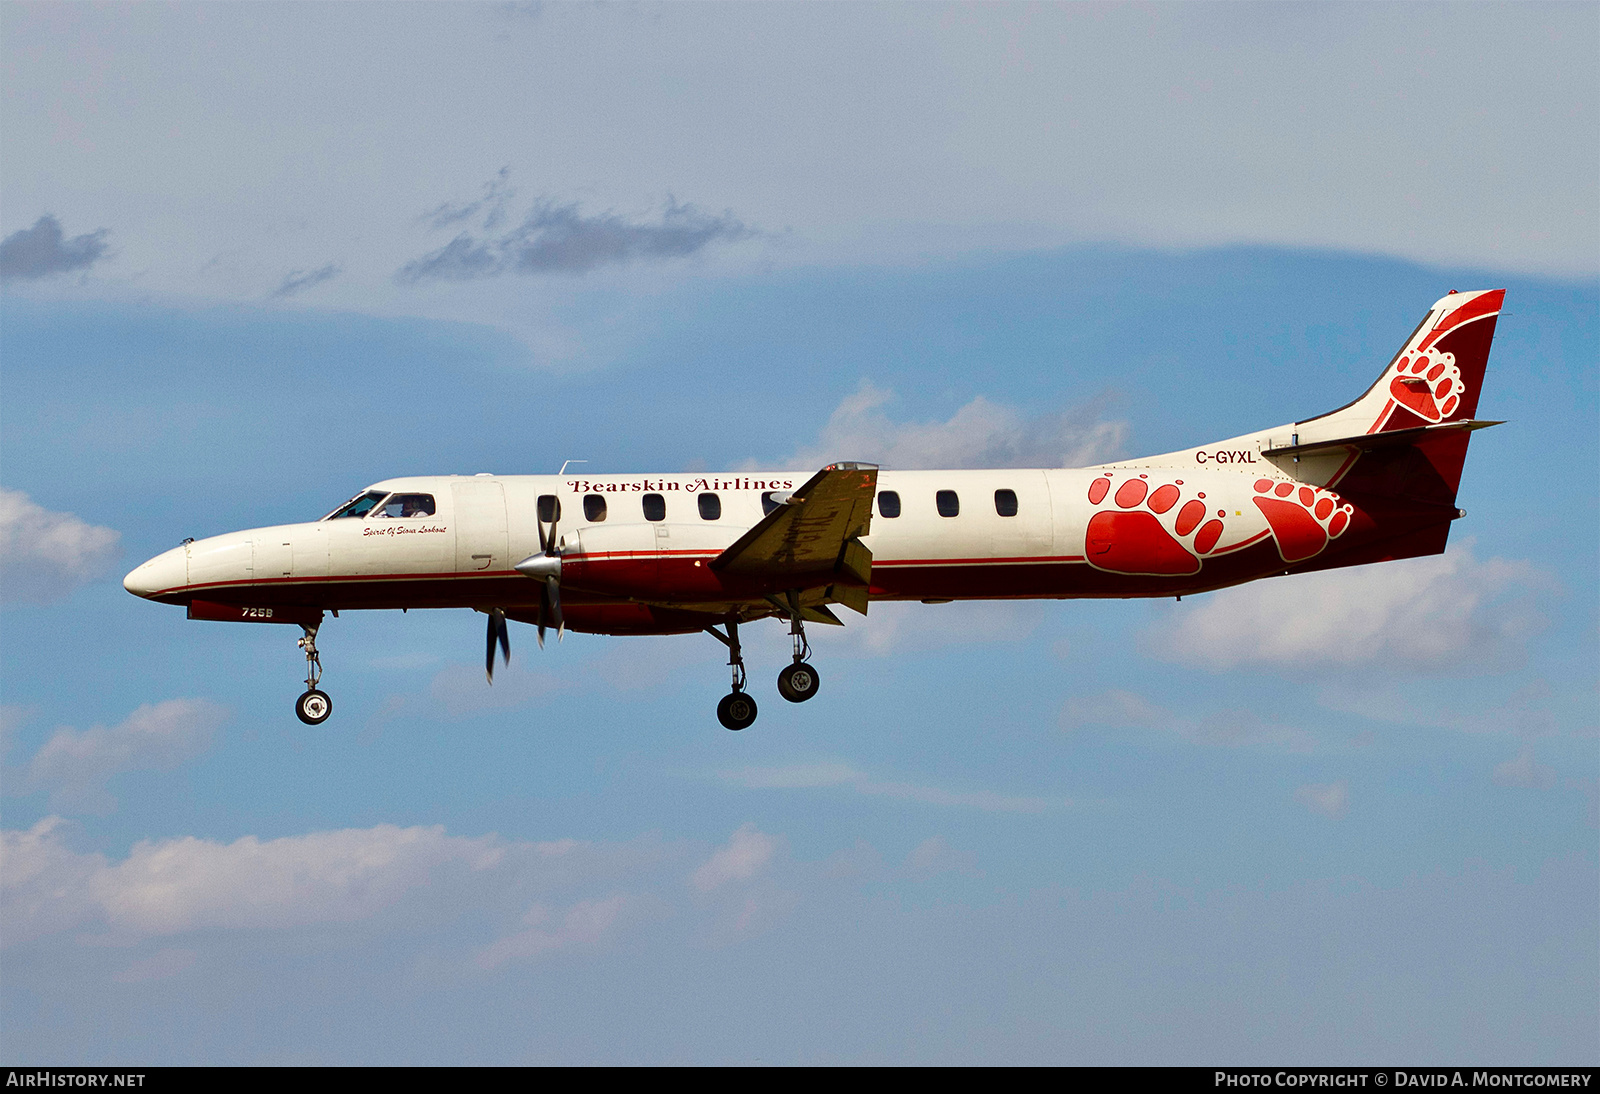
124, 545, 188, 600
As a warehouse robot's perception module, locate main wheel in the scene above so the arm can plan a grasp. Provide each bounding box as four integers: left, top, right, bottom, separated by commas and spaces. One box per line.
296, 689, 333, 725
777, 662, 821, 703
717, 691, 758, 731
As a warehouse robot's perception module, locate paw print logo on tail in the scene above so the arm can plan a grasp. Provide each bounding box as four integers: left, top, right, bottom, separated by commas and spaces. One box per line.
1389, 350, 1463, 422
1084, 474, 1228, 576
1251, 479, 1353, 563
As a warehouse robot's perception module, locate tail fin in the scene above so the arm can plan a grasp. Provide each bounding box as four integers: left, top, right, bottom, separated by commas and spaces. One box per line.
1105, 289, 1506, 516
1281, 290, 1505, 566
1303, 288, 1506, 439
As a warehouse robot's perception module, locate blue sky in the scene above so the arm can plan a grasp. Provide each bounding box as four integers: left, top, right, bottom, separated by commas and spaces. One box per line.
2, 2, 1596, 1065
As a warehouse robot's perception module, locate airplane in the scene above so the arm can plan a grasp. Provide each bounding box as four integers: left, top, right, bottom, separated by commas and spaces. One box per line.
124, 289, 1506, 731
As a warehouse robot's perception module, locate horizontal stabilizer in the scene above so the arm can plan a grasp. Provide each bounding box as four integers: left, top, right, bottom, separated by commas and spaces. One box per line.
1262, 419, 1502, 460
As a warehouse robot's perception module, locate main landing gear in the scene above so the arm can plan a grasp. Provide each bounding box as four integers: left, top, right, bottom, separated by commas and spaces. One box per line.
776, 591, 821, 705
294, 621, 332, 725
704, 596, 821, 730
707, 619, 757, 730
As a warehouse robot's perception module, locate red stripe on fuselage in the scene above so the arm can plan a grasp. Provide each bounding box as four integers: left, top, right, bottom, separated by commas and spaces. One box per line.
151, 528, 1395, 615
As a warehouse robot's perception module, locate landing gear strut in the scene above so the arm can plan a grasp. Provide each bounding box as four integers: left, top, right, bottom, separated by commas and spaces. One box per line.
295, 620, 332, 725
706, 619, 757, 731
776, 591, 821, 704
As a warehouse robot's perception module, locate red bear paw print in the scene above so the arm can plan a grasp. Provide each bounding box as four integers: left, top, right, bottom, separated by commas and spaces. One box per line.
1251, 479, 1353, 563
1084, 474, 1228, 576
1389, 350, 1463, 422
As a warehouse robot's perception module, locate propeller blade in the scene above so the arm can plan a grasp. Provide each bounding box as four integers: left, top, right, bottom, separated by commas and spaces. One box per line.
547, 576, 564, 641
531, 499, 563, 650
485, 609, 510, 683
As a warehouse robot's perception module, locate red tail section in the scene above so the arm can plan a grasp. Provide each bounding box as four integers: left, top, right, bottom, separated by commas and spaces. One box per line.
1296, 290, 1506, 568
1370, 288, 1504, 432
1285, 289, 1505, 509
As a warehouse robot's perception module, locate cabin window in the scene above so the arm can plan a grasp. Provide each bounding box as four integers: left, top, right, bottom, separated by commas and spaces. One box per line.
374, 493, 436, 518
994, 489, 1018, 517
537, 495, 561, 523
583, 494, 607, 522
877, 490, 901, 518
698, 493, 722, 520
936, 490, 960, 517
643, 493, 666, 522
323, 490, 388, 520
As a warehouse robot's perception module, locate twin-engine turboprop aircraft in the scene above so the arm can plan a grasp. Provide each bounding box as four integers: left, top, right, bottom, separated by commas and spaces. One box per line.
125, 290, 1506, 729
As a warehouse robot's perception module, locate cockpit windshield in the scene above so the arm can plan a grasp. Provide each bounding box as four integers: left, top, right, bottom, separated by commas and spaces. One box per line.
322, 490, 389, 521
373, 493, 436, 518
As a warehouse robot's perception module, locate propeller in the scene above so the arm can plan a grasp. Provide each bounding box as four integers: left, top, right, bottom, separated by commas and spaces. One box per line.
515, 498, 565, 648
538, 572, 563, 648
485, 608, 510, 683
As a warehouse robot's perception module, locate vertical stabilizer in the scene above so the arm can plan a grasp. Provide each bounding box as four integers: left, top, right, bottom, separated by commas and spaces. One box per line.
1304, 289, 1505, 440
1309, 289, 1506, 524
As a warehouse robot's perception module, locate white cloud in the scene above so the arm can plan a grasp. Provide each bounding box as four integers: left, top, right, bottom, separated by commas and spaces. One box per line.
3, 1, 1590, 343
903, 836, 979, 881
1294, 781, 1349, 819
838, 599, 1047, 657
721, 762, 1064, 813
1492, 750, 1557, 791
0, 704, 33, 761
6, 817, 865, 970
1064, 689, 1168, 729
99, 824, 504, 936
0, 819, 503, 945
1316, 678, 1563, 739
24, 699, 228, 814
1064, 689, 1316, 752
783, 380, 1127, 471
0, 817, 107, 944
0, 488, 121, 605
474, 896, 628, 970
691, 823, 777, 892
112, 947, 197, 984
1145, 547, 1547, 674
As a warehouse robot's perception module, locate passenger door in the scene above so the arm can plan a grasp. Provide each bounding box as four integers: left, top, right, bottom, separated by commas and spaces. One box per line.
453, 480, 509, 573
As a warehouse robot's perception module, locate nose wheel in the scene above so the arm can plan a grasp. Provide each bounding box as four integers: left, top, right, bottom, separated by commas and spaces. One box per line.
294, 619, 332, 725
296, 688, 333, 725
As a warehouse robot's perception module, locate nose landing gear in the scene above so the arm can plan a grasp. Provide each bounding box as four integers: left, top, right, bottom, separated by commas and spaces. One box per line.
295, 620, 332, 725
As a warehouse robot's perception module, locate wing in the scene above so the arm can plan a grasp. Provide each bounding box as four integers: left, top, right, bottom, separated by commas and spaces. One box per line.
710, 463, 877, 610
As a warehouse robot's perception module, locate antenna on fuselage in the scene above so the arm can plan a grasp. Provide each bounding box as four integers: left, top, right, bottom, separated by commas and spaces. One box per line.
558, 460, 588, 475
